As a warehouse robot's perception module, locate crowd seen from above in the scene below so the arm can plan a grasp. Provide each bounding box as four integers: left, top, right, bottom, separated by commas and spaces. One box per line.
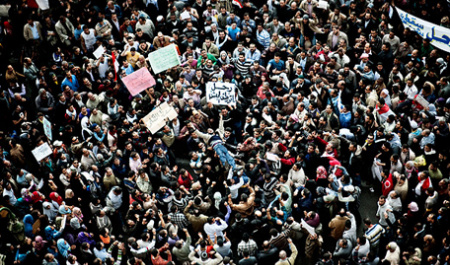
1, 0, 450, 265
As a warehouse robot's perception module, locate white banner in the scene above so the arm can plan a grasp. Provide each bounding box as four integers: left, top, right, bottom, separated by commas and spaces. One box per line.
396, 7, 450, 53
32, 143, 53, 162
206, 82, 237, 106
142, 102, 178, 134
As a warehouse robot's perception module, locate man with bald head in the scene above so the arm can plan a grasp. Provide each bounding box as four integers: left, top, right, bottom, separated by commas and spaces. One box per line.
275, 238, 297, 265
256, 240, 279, 263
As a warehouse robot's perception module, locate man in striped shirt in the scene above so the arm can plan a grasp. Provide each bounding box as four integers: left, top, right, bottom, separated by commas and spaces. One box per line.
232, 53, 253, 76
363, 218, 385, 254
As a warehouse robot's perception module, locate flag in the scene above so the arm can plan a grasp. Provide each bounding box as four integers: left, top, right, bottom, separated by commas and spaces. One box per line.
112, 51, 119, 82
376, 103, 395, 123
232, 0, 243, 8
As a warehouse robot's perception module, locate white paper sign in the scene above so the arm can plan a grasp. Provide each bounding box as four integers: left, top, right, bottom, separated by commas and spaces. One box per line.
180, 11, 190, 20
93, 45, 106, 59
206, 82, 237, 106
142, 102, 178, 134
266, 152, 279, 162
318, 0, 329, 9
32, 143, 53, 162
35, 0, 49, 10
43, 117, 52, 141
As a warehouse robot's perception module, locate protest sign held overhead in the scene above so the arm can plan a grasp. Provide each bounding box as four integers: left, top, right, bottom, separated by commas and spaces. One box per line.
32, 143, 53, 162
148, 44, 181, 74
43, 117, 52, 141
121, 67, 156, 96
142, 102, 178, 134
206, 82, 237, 106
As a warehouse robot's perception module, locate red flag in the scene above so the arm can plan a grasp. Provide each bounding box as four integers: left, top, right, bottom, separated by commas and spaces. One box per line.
112, 51, 119, 81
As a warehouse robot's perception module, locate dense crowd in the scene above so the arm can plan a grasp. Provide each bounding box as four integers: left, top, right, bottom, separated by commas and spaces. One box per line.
0, 0, 450, 264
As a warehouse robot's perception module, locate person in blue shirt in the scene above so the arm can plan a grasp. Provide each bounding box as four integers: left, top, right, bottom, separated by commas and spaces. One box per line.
267, 53, 290, 88
226, 11, 241, 27
227, 22, 241, 42
61, 71, 80, 92
256, 24, 270, 49
245, 43, 261, 62
241, 13, 256, 32
121, 60, 135, 75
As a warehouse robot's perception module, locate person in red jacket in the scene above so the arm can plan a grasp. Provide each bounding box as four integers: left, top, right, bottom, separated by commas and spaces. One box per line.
150, 243, 172, 265
178, 168, 194, 188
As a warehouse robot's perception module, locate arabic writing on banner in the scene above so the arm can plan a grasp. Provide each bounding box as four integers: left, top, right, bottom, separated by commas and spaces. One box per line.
142, 102, 178, 134
396, 7, 450, 53
121, 67, 156, 96
206, 82, 237, 106
148, 44, 181, 74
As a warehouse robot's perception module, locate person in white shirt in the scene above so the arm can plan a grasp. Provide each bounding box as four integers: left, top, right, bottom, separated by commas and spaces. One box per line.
204, 217, 228, 242
225, 169, 245, 200
403, 79, 418, 101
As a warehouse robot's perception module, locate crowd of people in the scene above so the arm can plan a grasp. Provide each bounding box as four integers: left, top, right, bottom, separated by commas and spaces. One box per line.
0, 0, 450, 264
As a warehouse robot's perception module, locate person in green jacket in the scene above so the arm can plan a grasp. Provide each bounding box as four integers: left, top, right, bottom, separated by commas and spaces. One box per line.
197, 49, 217, 68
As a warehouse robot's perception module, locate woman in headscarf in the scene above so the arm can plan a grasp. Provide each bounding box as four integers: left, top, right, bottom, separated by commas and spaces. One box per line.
49, 192, 64, 205
43, 202, 59, 222
35, 235, 47, 249
316, 166, 329, 187
80, 116, 93, 140
45, 225, 62, 241
76, 231, 96, 246
21, 188, 33, 203
70, 217, 81, 231
59, 204, 72, 215
57, 238, 71, 259
23, 213, 36, 238
217, 51, 230, 66
405, 161, 419, 189
72, 207, 84, 223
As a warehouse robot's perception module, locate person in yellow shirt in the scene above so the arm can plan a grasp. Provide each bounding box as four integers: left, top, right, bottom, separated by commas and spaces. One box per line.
121, 47, 140, 68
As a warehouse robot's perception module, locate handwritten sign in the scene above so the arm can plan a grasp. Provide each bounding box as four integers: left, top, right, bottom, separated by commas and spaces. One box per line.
121, 67, 156, 96
397, 7, 450, 53
148, 44, 181, 74
206, 82, 237, 106
43, 117, 52, 141
142, 102, 178, 133
31, 143, 53, 162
